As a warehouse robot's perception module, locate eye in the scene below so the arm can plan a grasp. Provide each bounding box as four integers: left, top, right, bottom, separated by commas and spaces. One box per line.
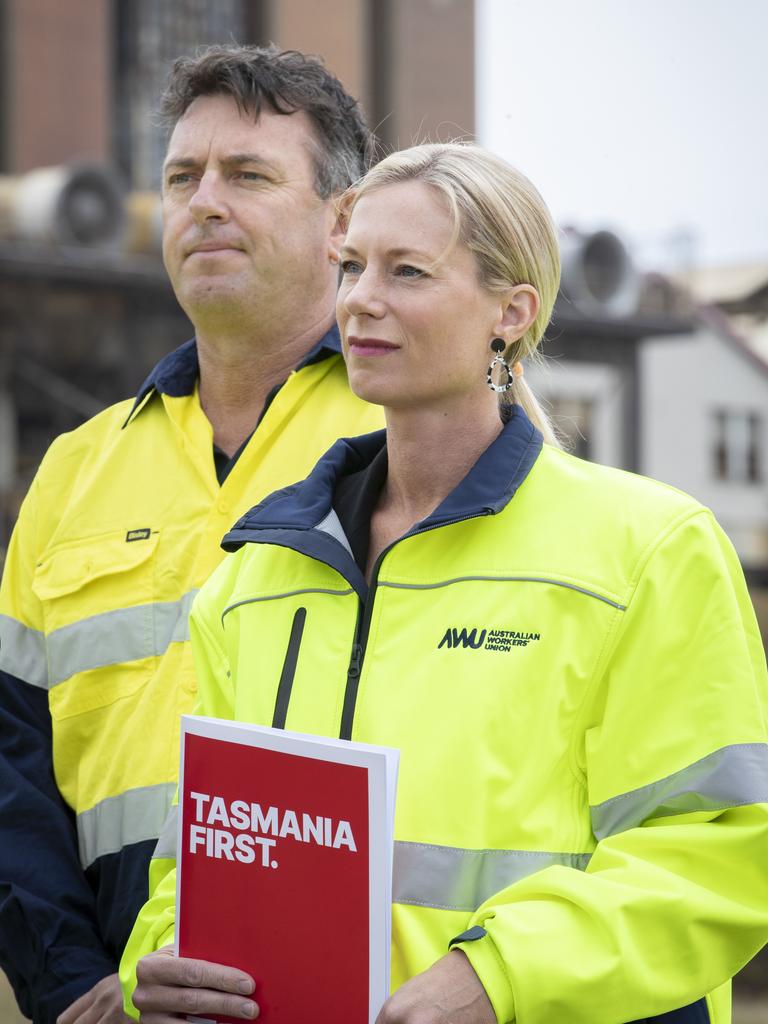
340, 259, 363, 275
395, 264, 425, 279
166, 172, 196, 187
237, 170, 268, 182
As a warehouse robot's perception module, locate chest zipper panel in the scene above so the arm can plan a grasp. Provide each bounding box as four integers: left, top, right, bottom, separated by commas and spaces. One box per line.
339, 509, 493, 740
271, 606, 307, 729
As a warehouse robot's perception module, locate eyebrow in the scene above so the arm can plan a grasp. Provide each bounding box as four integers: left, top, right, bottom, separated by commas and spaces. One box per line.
163, 153, 281, 173
340, 243, 436, 262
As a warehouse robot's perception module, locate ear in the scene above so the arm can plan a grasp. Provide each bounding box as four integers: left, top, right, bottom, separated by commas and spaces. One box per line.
494, 285, 540, 342
328, 204, 346, 265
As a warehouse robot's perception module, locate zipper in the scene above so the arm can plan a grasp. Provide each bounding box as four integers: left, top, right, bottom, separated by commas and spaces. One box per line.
271, 606, 307, 729
338, 509, 493, 740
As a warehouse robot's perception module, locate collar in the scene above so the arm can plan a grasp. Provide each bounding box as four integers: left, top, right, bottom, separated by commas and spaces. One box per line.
122, 325, 343, 427
222, 406, 543, 592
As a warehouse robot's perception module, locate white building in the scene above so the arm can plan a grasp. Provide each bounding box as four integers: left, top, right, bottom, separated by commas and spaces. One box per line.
640, 307, 768, 575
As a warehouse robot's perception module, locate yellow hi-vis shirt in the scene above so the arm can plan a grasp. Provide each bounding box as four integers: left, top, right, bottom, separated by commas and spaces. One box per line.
121, 409, 768, 1024
0, 332, 383, 1021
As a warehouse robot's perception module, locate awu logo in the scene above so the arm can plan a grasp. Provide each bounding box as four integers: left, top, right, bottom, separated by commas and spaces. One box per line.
438, 626, 541, 652
438, 627, 486, 649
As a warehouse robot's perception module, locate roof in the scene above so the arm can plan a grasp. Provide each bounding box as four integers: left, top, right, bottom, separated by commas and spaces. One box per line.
675, 262, 768, 311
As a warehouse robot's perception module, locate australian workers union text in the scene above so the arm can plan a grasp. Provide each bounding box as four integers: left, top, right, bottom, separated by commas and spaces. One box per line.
187, 791, 358, 869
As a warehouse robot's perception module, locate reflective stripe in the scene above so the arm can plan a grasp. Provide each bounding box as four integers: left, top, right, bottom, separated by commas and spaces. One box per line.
315, 508, 353, 557
78, 782, 178, 868
152, 802, 178, 861
591, 742, 768, 840
153, 811, 591, 912
222, 588, 353, 621
379, 577, 626, 610
0, 614, 48, 688
47, 590, 198, 687
392, 840, 591, 912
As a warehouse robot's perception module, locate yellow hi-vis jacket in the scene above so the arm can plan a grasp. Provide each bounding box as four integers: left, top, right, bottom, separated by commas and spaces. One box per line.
121, 408, 768, 1024
0, 331, 383, 1023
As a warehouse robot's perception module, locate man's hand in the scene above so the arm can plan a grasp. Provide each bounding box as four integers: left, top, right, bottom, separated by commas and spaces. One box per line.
56, 973, 133, 1024
132, 944, 258, 1021
376, 950, 496, 1024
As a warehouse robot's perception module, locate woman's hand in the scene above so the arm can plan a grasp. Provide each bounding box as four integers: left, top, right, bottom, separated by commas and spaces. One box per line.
132, 945, 258, 1022
56, 973, 133, 1024
376, 950, 496, 1024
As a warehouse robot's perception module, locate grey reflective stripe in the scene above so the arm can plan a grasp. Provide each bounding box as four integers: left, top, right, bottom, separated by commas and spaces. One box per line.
379, 577, 626, 610
591, 742, 768, 840
77, 781, 178, 868
315, 508, 354, 557
47, 590, 198, 687
150, 818, 591, 909
152, 802, 179, 860
222, 588, 353, 621
0, 614, 48, 688
393, 840, 591, 912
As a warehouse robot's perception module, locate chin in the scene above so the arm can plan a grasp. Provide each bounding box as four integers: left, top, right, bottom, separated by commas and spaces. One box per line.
180, 279, 248, 311
347, 371, 396, 409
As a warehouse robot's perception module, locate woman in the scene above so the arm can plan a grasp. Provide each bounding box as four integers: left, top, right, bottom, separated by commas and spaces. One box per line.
124, 144, 768, 1023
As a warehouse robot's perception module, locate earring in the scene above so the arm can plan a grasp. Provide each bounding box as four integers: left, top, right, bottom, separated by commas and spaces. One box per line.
486, 338, 513, 393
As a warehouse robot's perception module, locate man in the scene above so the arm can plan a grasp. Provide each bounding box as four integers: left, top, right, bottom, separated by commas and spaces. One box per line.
0, 44, 382, 1023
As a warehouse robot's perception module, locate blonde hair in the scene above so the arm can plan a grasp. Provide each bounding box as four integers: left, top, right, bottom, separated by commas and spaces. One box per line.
342, 143, 561, 445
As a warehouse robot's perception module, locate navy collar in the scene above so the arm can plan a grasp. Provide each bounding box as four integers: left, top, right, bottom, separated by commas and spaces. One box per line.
122, 325, 342, 427
223, 405, 543, 572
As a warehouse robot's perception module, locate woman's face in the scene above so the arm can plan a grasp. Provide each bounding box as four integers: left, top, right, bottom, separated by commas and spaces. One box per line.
336, 180, 510, 413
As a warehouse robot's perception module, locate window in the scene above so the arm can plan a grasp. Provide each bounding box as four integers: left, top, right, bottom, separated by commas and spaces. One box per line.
712, 410, 762, 483
549, 397, 593, 460
113, 0, 257, 189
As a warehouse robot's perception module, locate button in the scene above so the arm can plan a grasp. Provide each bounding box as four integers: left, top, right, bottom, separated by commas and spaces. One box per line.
217, 499, 229, 515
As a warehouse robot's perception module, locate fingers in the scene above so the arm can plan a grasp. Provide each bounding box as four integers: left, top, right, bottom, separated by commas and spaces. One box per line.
133, 950, 258, 1021
137, 950, 254, 993
136, 983, 259, 1020
56, 974, 133, 1024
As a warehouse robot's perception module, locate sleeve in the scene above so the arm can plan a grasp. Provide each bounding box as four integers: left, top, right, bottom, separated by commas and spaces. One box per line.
0, 475, 116, 1023
119, 580, 235, 1018
454, 510, 768, 1024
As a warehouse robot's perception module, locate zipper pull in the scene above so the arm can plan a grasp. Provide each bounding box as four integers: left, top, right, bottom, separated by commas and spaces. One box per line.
348, 642, 363, 678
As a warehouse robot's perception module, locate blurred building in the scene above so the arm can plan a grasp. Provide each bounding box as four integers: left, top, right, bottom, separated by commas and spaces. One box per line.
0, 0, 475, 555
642, 308, 768, 578
0, 0, 762, 606
639, 265, 768, 644
528, 231, 693, 471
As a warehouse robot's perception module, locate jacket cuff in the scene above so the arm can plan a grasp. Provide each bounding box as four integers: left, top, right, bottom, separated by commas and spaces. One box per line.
159, 922, 175, 949
37, 964, 116, 1024
452, 928, 516, 1024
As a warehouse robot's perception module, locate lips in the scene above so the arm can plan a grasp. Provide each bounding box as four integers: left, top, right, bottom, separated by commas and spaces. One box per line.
186, 241, 244, 256
347, 336, 400, 355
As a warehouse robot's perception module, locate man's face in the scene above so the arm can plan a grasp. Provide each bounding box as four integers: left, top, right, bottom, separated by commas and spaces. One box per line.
162, 94, 338, 322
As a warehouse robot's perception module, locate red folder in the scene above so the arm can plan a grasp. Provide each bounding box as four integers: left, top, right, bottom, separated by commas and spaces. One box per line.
176, 715, 398, 1024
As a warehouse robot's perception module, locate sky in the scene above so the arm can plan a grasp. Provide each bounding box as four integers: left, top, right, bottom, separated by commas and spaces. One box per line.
476, 0, 768, 271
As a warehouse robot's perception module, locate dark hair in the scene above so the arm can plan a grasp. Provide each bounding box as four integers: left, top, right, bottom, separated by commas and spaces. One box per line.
159, 43, 373, 198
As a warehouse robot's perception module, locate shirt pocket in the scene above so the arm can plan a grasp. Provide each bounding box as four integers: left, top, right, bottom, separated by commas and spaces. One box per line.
32, 529, 160, 717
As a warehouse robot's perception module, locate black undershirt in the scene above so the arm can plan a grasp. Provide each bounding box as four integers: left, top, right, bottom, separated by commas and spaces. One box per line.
210, 380, 278, 484
333, 446, 389, 573
213, 433, 253, 485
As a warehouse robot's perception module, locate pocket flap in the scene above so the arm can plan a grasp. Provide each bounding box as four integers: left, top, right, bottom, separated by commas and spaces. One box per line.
32, 530, 158, 601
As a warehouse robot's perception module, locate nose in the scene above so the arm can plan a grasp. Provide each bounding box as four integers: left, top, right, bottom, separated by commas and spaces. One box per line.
340, 267, 386, 319
188, 171, 229, 225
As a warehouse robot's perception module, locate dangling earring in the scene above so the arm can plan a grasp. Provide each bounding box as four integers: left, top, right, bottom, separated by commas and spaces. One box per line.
486, 338, 513, 393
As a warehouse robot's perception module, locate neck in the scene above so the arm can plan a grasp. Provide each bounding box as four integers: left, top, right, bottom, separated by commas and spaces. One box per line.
381, 393, 503, 524
196, 307, 335, 457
